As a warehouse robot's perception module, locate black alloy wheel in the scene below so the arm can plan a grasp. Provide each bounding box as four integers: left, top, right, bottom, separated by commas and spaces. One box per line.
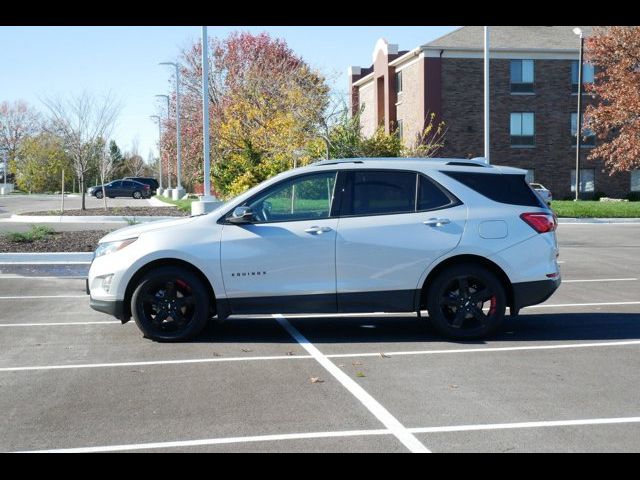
131, 267, 210, 341
426, 264, 506, 339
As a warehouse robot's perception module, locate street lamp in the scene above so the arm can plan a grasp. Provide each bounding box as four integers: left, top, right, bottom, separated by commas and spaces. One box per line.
155, 94, 171, 191
573, 27, 584, 201
149, 115, 164, 193
159, 61, 184, 200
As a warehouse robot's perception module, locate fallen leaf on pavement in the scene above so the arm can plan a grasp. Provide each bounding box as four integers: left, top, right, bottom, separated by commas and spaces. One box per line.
310, 377, 324, 384
379, 353, 390, 358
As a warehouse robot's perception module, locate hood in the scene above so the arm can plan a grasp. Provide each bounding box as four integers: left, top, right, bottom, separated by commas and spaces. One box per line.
98, 216, 198, 243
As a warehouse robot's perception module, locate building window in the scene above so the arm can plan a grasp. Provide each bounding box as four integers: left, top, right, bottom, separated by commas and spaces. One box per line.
571, 113, 596, 146
510, 59, 534, 93
631, 171, 640, 192
571, 169, 595, 193
571, 61, 595, 93
395, 70, 403, 95
525, 169, 535, 183
510, 112, 535, 146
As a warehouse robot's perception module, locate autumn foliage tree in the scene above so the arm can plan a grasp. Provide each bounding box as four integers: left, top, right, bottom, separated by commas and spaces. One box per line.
584, 26, 640, 173
159, 32, 330, 198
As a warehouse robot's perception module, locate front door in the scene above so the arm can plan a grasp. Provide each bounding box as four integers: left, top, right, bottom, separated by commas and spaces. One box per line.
220, 171, 339, 314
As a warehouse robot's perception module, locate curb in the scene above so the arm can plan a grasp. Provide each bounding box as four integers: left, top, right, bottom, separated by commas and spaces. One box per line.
558, 218, 640, 224
0, 252, 93, 264
2, 214, 179, 224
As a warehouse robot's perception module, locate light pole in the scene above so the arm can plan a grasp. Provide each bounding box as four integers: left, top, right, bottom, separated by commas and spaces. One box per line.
484, 26, 490, 164
150, 115, 164, 193
155, 94, 172, 192
573, 27, 584, 201
191, 25, 221, 215
159, 61, 184, 200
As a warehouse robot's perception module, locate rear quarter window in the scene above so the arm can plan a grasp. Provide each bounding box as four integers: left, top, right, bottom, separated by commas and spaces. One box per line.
443, 171, 545, 208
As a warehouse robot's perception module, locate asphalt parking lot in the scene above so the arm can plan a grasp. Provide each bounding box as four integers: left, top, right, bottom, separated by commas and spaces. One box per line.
1, 223, 639, 452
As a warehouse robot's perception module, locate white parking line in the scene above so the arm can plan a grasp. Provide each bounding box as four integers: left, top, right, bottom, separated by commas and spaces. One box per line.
562, 278, 637, 283
19, 415, 640, 453
0, 321, 121, 327
325, 340, 640, 359
527, 301, 640, 308
408, 416, 640, 435
0, 354, 312, 373
273, 314, 430, 453
2, 339, 639, 373
0, 295, 86, 300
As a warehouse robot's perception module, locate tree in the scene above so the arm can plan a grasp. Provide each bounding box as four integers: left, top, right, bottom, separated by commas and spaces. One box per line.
109, 140, 125, 178
14, 133, 71, 193
584, 26, 640, 173
165, 31, 330, 198
42, 92, 122, 210
401, 112, 447, 158
0, 101, 41, 177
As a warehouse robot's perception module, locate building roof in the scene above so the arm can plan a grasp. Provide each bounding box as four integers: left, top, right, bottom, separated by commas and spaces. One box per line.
423, 26, 595, 51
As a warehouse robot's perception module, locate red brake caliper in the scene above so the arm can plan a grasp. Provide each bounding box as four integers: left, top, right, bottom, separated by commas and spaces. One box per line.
489, 296, 497, 316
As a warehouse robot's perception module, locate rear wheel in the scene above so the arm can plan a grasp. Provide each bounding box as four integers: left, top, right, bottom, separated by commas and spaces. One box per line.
426, 264, 506, 339
133, 190, 142, 199
131, 266, 210, 342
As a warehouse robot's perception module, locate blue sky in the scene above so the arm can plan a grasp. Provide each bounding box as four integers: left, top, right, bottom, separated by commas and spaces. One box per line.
0, 26, 458, 159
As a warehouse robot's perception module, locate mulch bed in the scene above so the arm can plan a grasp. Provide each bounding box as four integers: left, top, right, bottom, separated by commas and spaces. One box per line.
0, 230, 107, 253
20, 207, 188, 217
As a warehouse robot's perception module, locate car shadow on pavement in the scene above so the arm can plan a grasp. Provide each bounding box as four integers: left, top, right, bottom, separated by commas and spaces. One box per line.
193, 311, 640, 345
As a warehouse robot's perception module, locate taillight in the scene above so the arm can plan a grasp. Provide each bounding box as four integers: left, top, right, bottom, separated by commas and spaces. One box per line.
520, 212, 557, 233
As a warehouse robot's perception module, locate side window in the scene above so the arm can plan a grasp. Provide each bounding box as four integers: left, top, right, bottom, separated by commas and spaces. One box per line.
348, 171, 417, 216
246, 171, 337, 223
418, 175, 456, 211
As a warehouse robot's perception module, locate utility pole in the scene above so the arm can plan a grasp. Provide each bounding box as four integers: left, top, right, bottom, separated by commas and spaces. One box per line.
484, 26, 490, 164
573, 27, 584, 201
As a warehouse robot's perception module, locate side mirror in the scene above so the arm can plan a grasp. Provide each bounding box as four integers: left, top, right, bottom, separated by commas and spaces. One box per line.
228, 206, 255, 224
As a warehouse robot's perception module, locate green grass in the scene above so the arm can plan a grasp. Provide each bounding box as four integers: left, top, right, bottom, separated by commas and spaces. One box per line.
155, 195, 197, 213
4, 225, 55, 243
551, 200, 640, 218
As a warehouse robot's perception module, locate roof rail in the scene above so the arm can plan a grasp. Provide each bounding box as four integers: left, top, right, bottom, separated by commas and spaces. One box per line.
313, 159, 365, 166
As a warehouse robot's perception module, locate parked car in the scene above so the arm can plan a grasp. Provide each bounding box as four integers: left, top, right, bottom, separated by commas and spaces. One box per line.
529, 182, 552, 206
87, 158, 560, 342
87, 179, 150, 199
124, 177, 159, 195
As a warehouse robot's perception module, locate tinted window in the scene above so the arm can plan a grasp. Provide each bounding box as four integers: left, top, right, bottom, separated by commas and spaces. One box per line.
443, 171, 545, 208
418, 175, 455, 210
347, 171, 416, 216
246, 172, 337, 223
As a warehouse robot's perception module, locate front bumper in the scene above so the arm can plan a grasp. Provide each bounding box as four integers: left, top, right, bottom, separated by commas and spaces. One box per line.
512, 277, 561, 311
90, 297, 126, 321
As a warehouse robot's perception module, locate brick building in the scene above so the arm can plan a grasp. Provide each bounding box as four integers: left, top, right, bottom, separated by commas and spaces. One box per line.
349, 26, 639, 199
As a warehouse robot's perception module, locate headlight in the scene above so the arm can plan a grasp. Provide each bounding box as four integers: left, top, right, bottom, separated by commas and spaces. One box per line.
94, 238, 137, 258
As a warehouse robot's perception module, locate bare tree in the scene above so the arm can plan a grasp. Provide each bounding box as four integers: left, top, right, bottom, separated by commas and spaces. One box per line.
0, 100, 41, 163
96, 139, 114, 210
42, 92, 121, 210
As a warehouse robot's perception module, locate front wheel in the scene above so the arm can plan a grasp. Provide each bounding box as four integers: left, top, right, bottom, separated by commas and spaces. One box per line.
95, 190, 104, 199
131, 266, 211, 342
425, 264, 507, 339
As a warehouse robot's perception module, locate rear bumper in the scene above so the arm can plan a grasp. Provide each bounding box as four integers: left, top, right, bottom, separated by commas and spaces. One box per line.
512, 278, 561, 310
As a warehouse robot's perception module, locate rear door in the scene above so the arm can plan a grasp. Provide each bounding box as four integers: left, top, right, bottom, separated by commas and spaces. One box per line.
335, 169, 467, 312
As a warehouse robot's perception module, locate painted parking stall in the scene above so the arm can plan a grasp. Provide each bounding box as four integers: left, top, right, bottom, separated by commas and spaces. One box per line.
1, 223, 639, 452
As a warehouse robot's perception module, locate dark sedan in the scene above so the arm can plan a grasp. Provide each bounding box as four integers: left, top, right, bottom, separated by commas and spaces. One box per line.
88, 179, 151, 199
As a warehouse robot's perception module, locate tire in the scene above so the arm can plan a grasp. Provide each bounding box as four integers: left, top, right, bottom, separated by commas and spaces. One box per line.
425, 263, 507, 340
131, 266, 211, 342
95, 190, 104, 199
133, 190, 142, 199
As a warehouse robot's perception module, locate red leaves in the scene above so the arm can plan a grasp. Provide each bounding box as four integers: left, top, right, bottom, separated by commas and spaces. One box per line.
584, 26, 640, 173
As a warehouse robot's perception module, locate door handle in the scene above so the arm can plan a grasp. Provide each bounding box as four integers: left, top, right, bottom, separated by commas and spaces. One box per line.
305, 226, 333, 234
423, 218, 451, 227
